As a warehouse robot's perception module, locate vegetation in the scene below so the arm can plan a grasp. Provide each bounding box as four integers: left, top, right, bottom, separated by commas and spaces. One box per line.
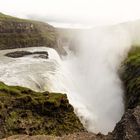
121, 46, 140, 109
0, 82, 84, 138
0, 13, 57, 50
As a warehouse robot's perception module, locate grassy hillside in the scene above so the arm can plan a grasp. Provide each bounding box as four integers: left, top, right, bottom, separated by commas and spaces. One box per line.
122, 46, 140, 109
0, 13, 58, 50
111, 46, 140, 140
0, 82, 84, 138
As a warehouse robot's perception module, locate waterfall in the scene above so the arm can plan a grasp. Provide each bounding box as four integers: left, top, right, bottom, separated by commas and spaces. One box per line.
1, 20, 140, 134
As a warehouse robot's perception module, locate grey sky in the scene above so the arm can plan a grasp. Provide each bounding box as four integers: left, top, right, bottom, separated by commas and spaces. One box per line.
0, 0, 140, 27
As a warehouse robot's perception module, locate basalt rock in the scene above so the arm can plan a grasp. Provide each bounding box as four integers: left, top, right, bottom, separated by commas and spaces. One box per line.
5, 51, 48, 59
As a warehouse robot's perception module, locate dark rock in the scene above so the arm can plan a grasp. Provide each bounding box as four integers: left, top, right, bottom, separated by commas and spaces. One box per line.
112, 105, 140, 140
5, 51, 32, 58
33, 54, 48, 59
5, 51, 48, 59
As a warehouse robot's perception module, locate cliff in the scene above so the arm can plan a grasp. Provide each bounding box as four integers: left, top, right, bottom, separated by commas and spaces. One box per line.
0, 13, 63, 53
111, 47, 140, 140
0, 82, 84, 139
121, 47, 140, 110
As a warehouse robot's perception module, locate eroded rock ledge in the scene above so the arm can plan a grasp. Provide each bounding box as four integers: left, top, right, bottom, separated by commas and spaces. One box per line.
0, 12, 66, 55
0, 82, 84, 139
111, 47, 140, 140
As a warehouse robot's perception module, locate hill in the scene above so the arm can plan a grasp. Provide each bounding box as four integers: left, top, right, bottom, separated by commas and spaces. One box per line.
0, 13, 64, 53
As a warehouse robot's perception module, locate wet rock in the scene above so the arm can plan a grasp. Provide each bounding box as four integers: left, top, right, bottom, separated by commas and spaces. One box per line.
33, 54, 48, 59
5, 51, 48, 59
5, 51, 32, 58
112, 105, 140, 140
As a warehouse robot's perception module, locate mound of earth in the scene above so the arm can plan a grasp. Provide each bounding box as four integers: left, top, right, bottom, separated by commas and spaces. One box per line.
0, 82, 84, 139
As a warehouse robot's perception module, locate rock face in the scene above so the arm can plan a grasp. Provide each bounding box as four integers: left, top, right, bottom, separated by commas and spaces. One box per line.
111, 46, 140, 140
121, 47, 140, 110
0, 82, 84, 139
0, 13, 64, 53
112, 106, 140, 140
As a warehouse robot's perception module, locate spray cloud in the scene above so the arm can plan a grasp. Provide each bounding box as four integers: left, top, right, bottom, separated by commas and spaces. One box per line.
60, 23, 136, 134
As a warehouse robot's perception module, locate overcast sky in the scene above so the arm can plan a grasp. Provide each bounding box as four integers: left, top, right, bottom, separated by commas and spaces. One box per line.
0, 0, 140, 28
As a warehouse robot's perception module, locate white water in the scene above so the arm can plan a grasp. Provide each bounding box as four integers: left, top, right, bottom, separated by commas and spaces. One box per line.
0, 47, 62, 92
59, 21, 140, 134
61, 25, 132, 134
1, 20, 140, 134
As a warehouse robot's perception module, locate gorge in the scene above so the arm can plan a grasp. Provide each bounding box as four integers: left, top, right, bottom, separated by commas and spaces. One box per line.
0, 13, 139, 140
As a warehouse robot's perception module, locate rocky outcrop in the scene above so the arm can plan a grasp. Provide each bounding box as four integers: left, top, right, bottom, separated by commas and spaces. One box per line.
0, 82, 84, 139
121, 47, 140, 110
112, 106, 140, 140
0, 13, 66, 54
5, 51, 48, 59
111, 47, 140, 140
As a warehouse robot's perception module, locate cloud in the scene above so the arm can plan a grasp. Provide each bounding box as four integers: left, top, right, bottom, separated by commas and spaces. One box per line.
0, 0, 140, 27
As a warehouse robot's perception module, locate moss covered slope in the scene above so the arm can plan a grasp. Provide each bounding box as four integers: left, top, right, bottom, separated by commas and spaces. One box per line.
0, 82, 84, 138
122, 46, 140, 109
0, 13, 58, 50
112, 47, 140, 140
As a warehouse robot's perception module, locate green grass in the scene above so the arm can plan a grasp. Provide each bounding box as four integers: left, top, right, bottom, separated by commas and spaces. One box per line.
0, 82, 84, 138
0, 12, 33, 22
0, 12, 57, 50
122, 46, 140, 110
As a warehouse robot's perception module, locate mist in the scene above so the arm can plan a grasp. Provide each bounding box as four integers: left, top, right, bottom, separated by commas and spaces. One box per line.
57, 21, 140, 134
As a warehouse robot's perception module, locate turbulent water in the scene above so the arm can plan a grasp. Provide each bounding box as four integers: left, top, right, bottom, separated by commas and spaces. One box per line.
0, 47, 62, 92
1, 21, 140, 134
59, 28, 130, 134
